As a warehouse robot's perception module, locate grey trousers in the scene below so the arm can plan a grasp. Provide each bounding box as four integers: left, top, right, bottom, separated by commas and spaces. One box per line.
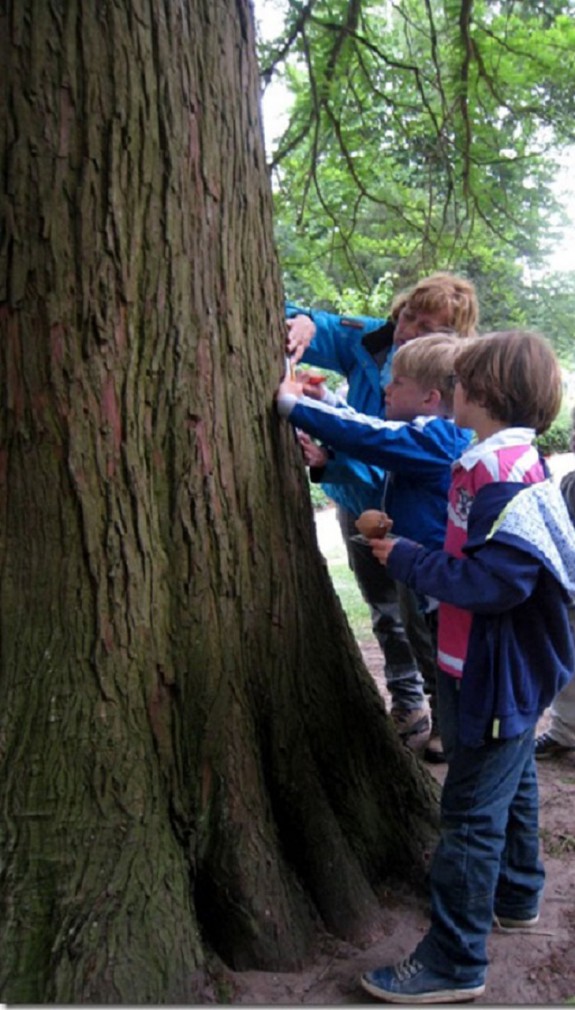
336, 504, 427, 711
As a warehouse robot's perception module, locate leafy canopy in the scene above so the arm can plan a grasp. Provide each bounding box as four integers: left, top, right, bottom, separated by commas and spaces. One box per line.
257, 0, 575, 363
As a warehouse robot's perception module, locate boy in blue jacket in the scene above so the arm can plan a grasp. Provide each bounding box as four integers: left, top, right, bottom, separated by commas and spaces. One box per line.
277, 333, 473, 750
277, 332, 472, 550
285, 275, 478, 754
361, 330, 575, 1004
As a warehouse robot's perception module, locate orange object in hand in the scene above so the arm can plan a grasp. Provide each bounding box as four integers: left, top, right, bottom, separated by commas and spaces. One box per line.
355, 510, 394, 539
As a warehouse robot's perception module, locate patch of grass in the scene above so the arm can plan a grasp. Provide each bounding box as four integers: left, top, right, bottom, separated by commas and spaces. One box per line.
315, 507, 374, 640
326, 559, 372, 640
539, 827, 575, 858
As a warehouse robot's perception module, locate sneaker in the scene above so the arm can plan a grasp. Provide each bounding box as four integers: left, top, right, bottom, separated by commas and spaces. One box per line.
391, 707, 431, 751
493, 912, 540, 931
360, 956, 485, 1004
534, 731, 574, 760
423, 734, 446, 764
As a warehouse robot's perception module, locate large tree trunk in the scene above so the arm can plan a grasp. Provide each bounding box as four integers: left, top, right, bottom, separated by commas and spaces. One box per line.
0, 0, 438, 1002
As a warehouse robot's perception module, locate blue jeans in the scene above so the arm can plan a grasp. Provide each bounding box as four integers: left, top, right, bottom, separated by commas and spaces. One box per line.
415, 727, 544, 984
337, 504, 425, 710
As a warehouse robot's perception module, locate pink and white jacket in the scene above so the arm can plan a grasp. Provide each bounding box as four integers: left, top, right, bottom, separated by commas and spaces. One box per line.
437, 427, 548, 678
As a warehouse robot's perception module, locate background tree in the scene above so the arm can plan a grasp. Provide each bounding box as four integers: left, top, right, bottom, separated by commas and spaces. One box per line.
258, 0, 575, 364
0, 0, 438, 1002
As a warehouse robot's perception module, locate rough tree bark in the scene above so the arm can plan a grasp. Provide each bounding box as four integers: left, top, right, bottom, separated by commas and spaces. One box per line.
0, 0, 438, 1002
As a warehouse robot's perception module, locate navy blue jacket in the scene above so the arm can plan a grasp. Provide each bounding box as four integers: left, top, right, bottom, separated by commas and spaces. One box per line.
387, 480, 575, 746
277, 391, 472, 549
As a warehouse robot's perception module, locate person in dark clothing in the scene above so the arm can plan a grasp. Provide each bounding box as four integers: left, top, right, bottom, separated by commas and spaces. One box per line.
361, 331, 575, 1004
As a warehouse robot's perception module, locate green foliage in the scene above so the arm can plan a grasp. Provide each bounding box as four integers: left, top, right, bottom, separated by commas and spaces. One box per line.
308, 478, 330, 510
257, 0, 575, 356
516, 273, 575, 368
535, 405, 573, 455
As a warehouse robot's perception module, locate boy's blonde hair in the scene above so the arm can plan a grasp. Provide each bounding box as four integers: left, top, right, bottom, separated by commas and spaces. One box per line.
395, 271, 479, 337
393, 332, 464, 413
455, 330, 562, 434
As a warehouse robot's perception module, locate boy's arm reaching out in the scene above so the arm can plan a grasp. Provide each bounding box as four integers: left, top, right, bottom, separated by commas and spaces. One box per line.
371, 536, 541, 614
276, 381, 465, 475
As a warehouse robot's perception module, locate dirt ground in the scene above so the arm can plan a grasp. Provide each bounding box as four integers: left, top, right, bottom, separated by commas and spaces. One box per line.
224, 641, 575, 1006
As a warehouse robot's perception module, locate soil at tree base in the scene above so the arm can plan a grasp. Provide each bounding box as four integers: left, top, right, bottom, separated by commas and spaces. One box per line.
223, 640, 575, 1006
